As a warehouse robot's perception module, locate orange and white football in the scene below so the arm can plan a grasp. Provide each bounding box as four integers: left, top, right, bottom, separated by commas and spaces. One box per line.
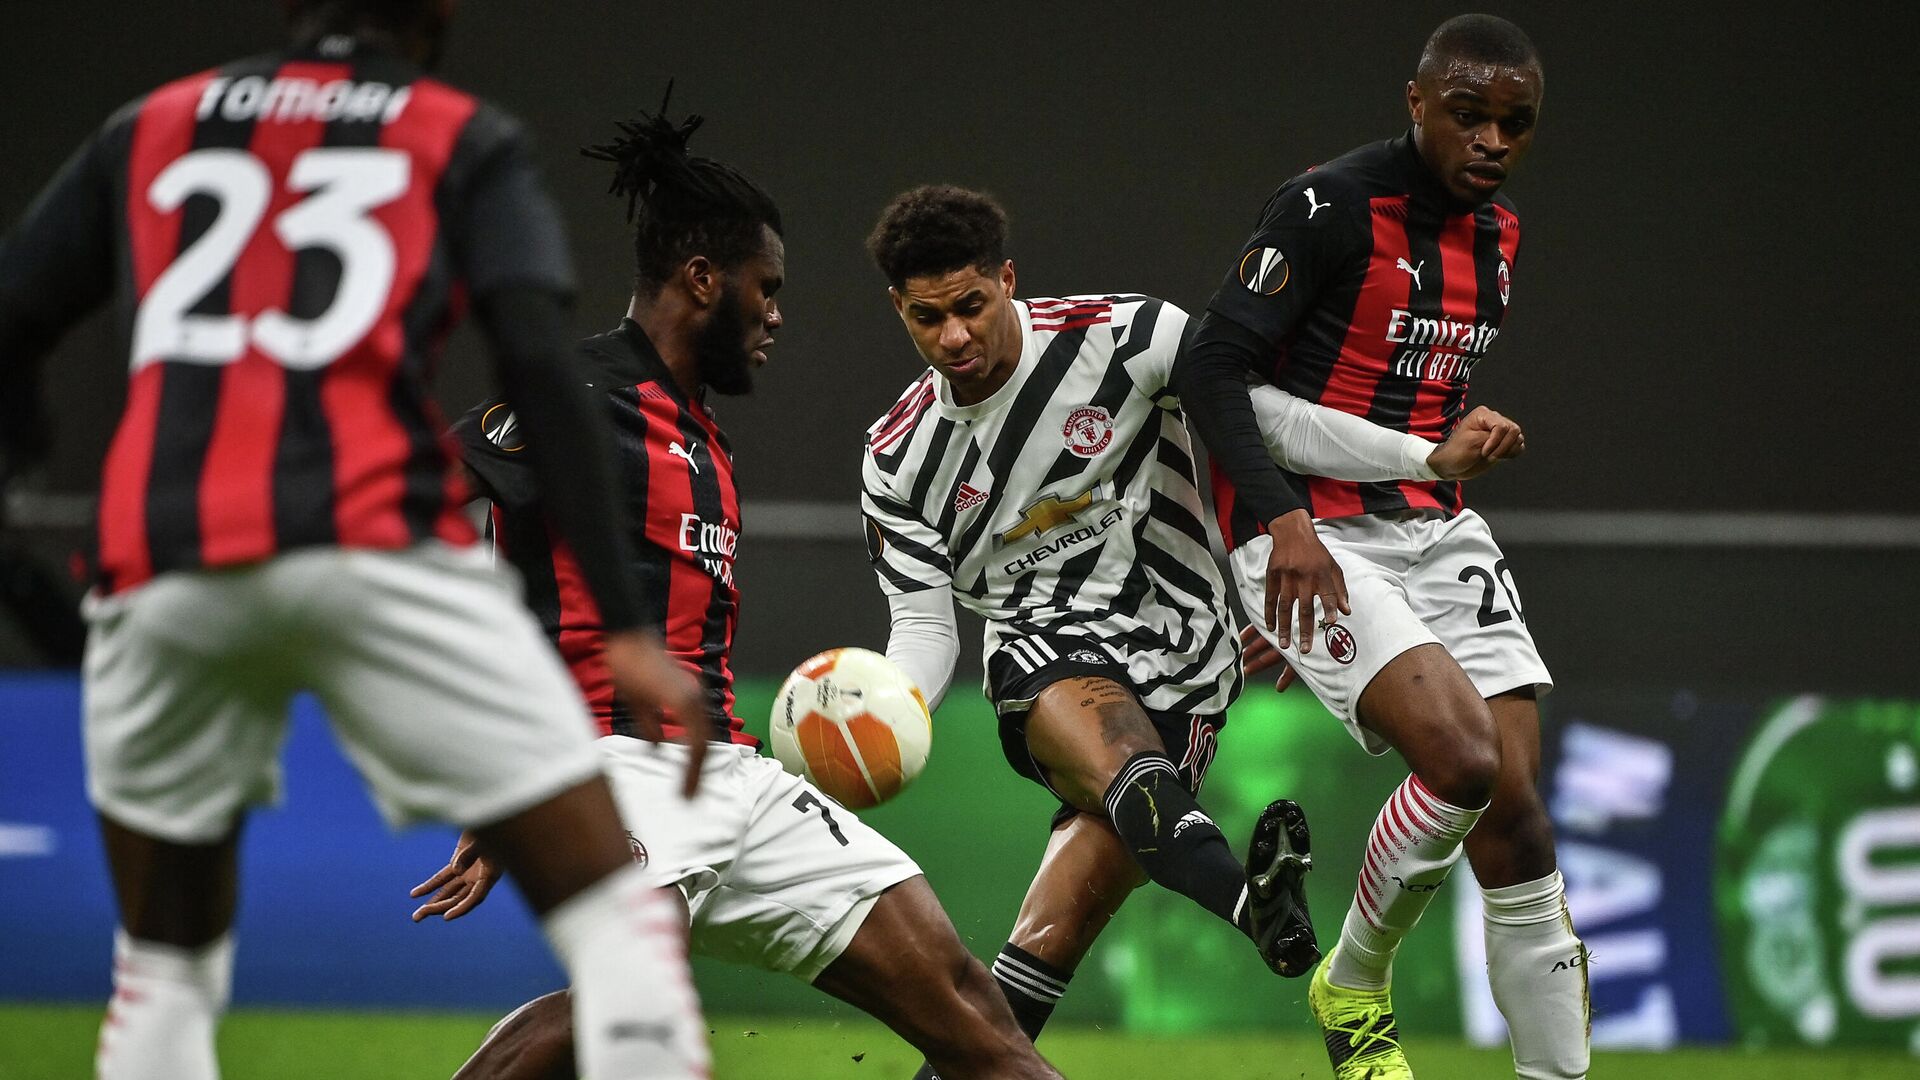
769, 647, 931, 809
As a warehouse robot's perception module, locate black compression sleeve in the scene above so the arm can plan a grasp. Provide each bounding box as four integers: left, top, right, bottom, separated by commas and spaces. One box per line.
1176, 312, 1304, 524
474, 287, 642, 631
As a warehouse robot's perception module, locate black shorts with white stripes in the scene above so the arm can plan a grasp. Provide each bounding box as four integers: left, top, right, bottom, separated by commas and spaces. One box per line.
986, 631, 1224, 829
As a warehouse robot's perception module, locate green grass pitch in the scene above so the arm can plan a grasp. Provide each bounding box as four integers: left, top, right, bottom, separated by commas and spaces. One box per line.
3, 1005, 1913, 1079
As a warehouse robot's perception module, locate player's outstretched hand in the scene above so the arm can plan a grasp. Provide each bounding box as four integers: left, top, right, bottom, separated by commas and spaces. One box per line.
410, 831, 499, 922
1238, 624, 1299, 693
1428, 405, 1526, 481
605, 629, 709, 798
1264, 509, 1349, 655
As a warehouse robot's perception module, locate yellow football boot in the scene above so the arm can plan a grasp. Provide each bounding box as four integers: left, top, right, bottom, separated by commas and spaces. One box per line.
1308, 946, 1414, 1079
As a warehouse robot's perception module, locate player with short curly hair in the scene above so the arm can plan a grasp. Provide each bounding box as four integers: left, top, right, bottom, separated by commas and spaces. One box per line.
861, 183, 1518, 1079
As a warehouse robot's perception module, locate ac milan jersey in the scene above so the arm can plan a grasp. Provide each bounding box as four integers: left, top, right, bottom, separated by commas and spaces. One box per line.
455, 320, 754, 747
861, 296, 1241, 717
1204, 132, 1520, 547
0, 38, 574, 593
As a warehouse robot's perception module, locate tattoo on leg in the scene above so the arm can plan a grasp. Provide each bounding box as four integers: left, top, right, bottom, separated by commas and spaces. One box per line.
1097, 701, 1144, 746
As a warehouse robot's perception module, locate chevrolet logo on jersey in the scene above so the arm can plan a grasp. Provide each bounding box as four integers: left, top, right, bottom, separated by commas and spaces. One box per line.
998, 489, 1096, 545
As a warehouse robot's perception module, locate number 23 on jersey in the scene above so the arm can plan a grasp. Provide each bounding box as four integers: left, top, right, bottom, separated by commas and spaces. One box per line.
133, 146, 408, 372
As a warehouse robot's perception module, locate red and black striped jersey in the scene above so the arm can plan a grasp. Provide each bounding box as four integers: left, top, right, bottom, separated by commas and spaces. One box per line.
1204, 133, 1520, 547
454, 320, 755, 748
0, 38, 574, 592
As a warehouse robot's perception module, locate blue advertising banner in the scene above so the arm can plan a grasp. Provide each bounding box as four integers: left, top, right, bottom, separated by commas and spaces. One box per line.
0, 674, 564, 1008
5, 671, 1916, 1057
1452, 693, 1743, 1050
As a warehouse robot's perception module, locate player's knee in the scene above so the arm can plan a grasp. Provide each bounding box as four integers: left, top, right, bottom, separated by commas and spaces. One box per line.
1484, 781, 1557, 870
1420, 703, 1502, 808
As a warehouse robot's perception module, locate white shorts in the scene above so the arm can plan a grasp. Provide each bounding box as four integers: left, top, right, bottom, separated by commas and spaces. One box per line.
1231, 509, 1552, 755
601, 738, 923, 984
83, 542, 603, 844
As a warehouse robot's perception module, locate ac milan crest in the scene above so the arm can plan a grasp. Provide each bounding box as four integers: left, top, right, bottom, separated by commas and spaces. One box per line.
1324, 623, 1357, 665
1497, 256, 1511, 305
626, 832, 650, 866
1062, 406, 1114, 458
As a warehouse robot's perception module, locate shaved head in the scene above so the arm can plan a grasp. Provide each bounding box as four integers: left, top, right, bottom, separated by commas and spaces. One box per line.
1417, 13, 1542, 84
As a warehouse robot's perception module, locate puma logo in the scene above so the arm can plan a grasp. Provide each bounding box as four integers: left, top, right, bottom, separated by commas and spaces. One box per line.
1395, 257, 1425, 290
669, 440, 699, 473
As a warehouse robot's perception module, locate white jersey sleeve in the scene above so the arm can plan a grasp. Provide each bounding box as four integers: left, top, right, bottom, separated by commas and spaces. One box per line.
861, 447, 953, 595
1249, 383, 1442, 482
1118, 298, 1193, 406
883, 586, 959, 712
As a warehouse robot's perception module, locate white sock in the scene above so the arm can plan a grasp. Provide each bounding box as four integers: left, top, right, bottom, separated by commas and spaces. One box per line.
542, 863, 710, 1080
1483, 870, 1591, 1079
96, 929, 232, 1080
1330, 774, 1484, 991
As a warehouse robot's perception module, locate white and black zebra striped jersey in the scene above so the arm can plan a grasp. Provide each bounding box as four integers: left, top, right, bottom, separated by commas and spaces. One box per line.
860, 295, 1242, 716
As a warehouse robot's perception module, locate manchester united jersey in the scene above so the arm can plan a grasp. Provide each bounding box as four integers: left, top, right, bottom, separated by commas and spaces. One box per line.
861, 295, 1240, 717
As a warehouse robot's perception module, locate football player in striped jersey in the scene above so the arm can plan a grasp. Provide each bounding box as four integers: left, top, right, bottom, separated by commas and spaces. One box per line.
1200, 15, 1587, 1080
412, 105, 1061, 1080
861, 186, 1515, 1077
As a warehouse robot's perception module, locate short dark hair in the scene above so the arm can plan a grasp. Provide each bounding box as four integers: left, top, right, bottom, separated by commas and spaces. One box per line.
583, 86, 783, 297
1417, 14, 1541, 80
866, 185, 1008, 288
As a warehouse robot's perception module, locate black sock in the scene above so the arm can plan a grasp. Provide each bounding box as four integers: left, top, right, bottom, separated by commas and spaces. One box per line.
911, 943, 1073, 1080
1104, 751, 1251, 934
990, 942, 1071, 1039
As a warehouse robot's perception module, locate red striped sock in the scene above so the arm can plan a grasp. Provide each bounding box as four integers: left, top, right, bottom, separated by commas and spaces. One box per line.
1328, 774, 1484, 991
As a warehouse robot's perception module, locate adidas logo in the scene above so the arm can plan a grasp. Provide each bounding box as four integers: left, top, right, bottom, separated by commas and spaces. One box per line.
1172, 810, 1213, 839
955, 482, 988, 512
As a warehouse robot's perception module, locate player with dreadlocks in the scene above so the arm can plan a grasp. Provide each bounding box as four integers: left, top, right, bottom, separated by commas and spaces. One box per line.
410, 95, 1064, 1080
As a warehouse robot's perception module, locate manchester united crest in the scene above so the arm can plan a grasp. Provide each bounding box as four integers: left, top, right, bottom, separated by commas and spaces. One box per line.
1062, 406, 1114, 458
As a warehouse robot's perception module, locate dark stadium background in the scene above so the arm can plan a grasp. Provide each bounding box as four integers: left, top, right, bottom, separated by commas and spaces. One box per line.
2, 0, 1909, 688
